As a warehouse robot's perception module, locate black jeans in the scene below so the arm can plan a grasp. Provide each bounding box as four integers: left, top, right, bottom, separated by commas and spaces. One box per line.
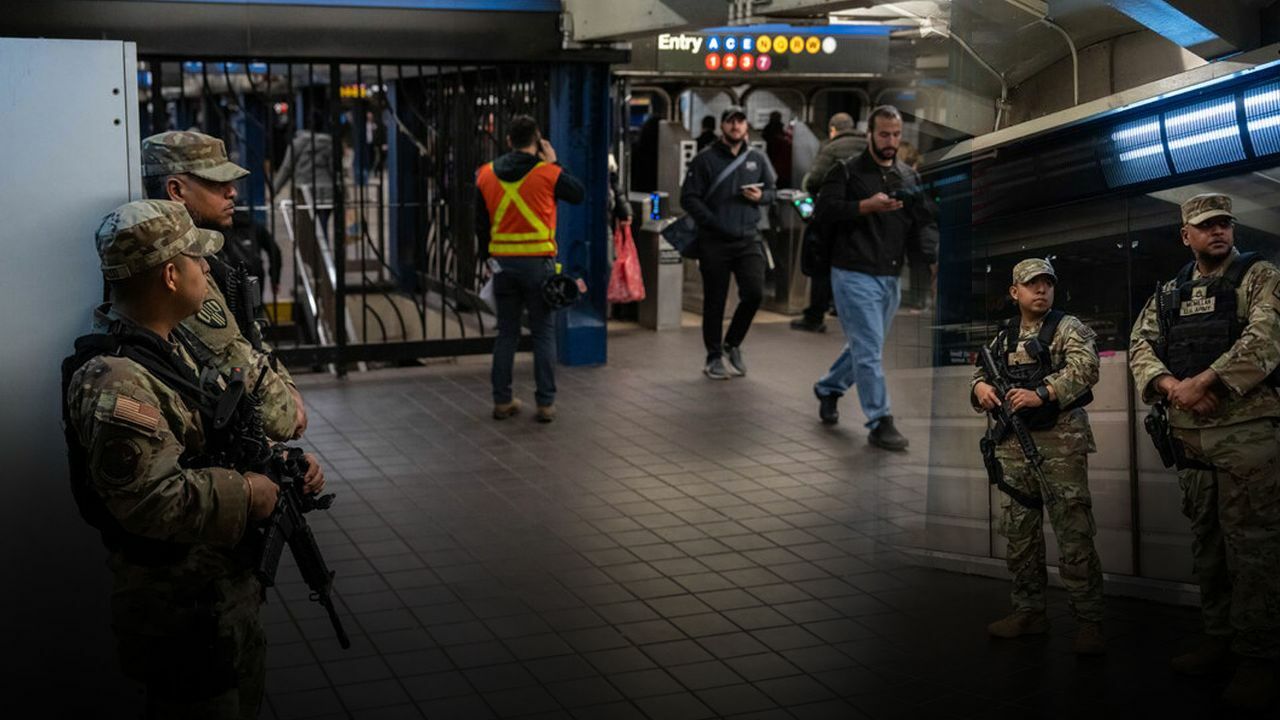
802, 271, 832, 324
699, 239, 766, 361
492, 257, 556, 406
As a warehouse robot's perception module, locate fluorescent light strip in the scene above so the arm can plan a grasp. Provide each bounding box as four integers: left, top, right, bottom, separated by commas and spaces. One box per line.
1244, 89, 1280, 110
1111, 121, 1160, 143
1164, 101, 1236, 131
1118, 144, 1165, 162
1166, 125, 1240, 151
1247, 114, 1280, 132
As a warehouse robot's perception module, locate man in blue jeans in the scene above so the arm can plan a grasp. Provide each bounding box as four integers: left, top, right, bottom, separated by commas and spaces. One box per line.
813, 106, 938, 450
475, 115, 584, 422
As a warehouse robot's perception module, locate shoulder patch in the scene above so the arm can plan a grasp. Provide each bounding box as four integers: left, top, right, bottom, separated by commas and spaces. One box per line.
196, 299, 228, 328
98, 437, 144, 486
111, 395, 161, 432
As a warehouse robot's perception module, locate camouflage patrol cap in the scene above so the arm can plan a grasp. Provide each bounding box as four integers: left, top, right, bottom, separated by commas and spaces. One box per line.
1181, 193, 1235, 226
1012, 258, 1056, 285
95, 200, 223, 281
141, 131, 249, 182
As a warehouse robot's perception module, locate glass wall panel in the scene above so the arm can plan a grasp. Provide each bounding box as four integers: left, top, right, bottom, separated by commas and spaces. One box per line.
923, 153, 1280, 584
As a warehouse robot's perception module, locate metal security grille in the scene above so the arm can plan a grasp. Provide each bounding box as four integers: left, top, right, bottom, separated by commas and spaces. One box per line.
137, 58, 549, 370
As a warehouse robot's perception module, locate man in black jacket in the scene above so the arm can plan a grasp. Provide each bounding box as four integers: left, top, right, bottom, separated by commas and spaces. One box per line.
792, 112, 866, 333
681, 105, 777, 380
812, 106, 938, 450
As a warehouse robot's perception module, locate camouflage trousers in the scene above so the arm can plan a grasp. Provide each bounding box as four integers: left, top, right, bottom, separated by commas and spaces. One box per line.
1176, 418, 1280, 659
996, 452, 1105, 622
112, 572, 266, 720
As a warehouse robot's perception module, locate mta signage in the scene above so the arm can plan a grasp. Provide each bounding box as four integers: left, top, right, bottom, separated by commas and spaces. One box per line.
634, 25, 889, 77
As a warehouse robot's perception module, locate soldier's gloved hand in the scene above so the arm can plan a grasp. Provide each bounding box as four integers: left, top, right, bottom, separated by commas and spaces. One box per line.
302, 453, 326, 495
1005, 388, 1044, 412
974, 382, 1002, 410
246, 472, 280, 520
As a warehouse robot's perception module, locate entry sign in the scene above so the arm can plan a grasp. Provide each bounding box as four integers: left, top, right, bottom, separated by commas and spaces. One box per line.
652, 30, 887, 75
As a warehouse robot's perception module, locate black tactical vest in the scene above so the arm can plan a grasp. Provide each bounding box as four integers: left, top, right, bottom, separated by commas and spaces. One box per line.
60, 324, 219, 565
993, 309, 1094, 431
1155, 252, 1275, 383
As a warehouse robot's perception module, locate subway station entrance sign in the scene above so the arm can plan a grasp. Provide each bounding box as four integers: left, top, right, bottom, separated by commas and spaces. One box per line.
628, 24, 889, 77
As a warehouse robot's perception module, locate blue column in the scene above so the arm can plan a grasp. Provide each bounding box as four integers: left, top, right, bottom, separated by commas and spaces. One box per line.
385, 79, 420, 288
237, 94, 268, 222
549, 63, 610, 366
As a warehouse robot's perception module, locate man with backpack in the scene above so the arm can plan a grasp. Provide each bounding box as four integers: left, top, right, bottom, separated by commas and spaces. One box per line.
792, 112, 865, 333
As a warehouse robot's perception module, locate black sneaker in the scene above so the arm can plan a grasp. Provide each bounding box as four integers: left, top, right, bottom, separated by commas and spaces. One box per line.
815, 387, 840, 425
704, 357, 731, 380
789, 317, 826, 333
724, 345, 746, 376
869, 415, 909, 451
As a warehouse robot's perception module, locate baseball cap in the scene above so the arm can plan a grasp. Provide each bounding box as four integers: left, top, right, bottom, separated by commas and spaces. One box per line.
141, 131, 249, 182
95, 200, 224, 281
1181, 193, 1236, 226
721, 105, 747, 122
1012, 258, 1056, 285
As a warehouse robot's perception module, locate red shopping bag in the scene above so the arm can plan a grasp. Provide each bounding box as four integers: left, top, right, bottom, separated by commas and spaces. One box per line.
607, 222, 646, 303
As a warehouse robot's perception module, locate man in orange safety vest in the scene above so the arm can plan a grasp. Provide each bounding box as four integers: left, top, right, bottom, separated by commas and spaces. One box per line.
475, 115, 584, 423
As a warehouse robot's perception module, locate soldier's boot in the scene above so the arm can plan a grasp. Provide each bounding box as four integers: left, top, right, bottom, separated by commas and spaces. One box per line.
1222, 659, 1277, 710
1170, 635, 1232, 676
987, 611, 1049, 639
1072, 622, 1106, 656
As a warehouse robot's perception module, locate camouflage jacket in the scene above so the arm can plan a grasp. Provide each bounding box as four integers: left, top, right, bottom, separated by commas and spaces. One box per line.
178, 274, 299, 440
972, 312, 1099, 458
1129, 251, 1280, 429
68, 306, 252, 588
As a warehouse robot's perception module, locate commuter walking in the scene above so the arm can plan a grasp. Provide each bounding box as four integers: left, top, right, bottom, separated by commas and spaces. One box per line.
812, 105, 937, 450
972, 259, 1106, 656
475, 115, 584, 422
792, 112, 865, 333
680, 105, 777, 380
1129, 193, 1280, 710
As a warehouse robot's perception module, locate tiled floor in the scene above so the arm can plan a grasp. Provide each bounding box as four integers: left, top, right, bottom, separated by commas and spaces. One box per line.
254, 319, 1253, 720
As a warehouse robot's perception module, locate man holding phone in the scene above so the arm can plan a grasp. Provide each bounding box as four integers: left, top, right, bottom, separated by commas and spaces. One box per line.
680, 105, 777, 380
811, 105, 938, 450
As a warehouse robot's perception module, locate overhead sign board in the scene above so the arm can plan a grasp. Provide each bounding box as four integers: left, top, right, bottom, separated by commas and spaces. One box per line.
624, 24, 890, 77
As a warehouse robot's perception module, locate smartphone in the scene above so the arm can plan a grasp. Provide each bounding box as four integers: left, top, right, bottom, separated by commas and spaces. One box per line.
740, 182, 764, 191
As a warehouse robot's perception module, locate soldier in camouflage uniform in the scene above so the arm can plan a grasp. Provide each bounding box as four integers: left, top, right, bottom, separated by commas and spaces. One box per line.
972, 258, 1106, 655
64, 200, 327, 719
1129, 193, 1280, 709
141, 131, 305, 442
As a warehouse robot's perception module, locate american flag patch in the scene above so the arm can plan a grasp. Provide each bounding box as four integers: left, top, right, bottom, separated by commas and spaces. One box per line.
112, 396, 161, 432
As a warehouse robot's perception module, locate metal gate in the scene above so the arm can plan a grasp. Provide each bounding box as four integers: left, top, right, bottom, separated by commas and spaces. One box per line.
137, 58, 549, 369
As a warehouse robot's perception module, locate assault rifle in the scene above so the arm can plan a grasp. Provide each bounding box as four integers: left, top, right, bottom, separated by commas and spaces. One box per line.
977, 345, 1062, 509
211, 367, 350, 649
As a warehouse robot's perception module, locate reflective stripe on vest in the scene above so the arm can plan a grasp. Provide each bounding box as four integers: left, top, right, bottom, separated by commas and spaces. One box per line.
477, 161, 560, 257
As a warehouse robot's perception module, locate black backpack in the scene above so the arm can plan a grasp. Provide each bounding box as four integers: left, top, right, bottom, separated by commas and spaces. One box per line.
799, 161, 851, 278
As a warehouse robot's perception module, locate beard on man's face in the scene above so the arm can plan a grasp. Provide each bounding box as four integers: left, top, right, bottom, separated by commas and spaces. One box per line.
874, 141, 897, 160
